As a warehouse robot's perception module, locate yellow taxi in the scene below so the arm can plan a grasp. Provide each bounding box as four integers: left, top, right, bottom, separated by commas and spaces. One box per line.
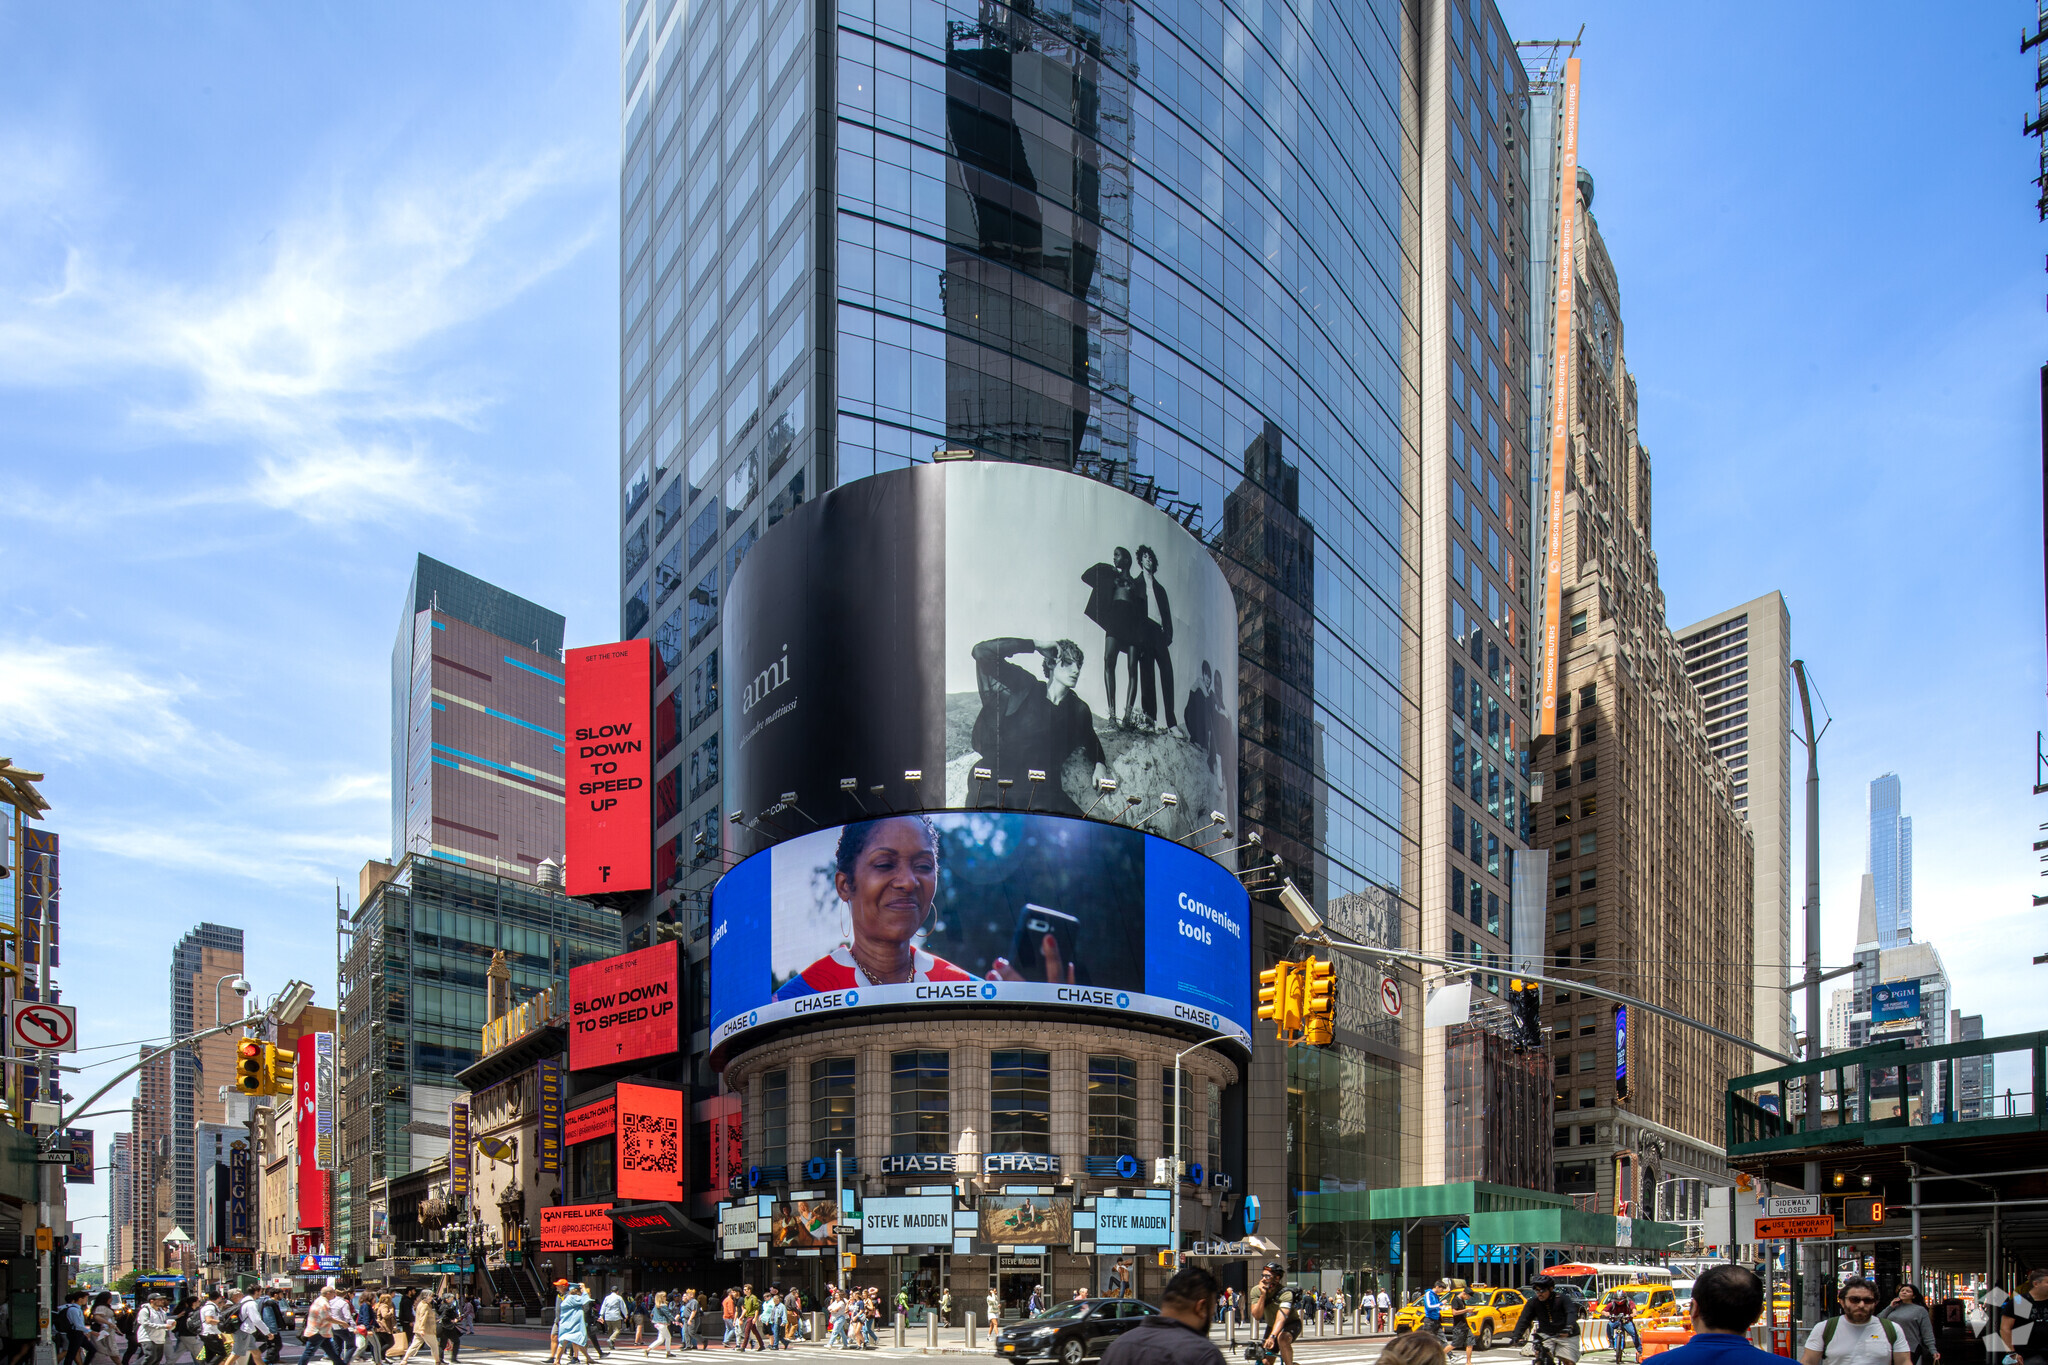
1393, 1286, 1529, 1349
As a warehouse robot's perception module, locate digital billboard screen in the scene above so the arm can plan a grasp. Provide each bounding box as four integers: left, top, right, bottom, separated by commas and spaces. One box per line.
539, 1204, 615, 1253
1094, 1197, 1171, 1246
709, 811, 1250, 1056
565, 638, 653, 896
724, 462, 1238, 857
568, 939, 680, 1071
615, 1083, 685, 1202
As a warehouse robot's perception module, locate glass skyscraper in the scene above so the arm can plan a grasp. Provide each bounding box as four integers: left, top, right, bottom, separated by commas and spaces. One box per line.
1868, 772, 1912, 948
616, 0, 1454, 1278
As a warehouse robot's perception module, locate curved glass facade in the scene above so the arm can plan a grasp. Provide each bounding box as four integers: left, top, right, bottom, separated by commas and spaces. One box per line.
615, 0, 1436, 1286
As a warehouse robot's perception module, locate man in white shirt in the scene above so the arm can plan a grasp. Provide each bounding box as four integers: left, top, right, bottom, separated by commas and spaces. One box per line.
1376, 1290, 1392, 1334
200, 1293, 226, 1365
327, 1289, 358, 1365
1801, 1279, 1911, 1365
232, 1290, 266, 1365
601, 1290, 630, 1351
297, 1290, 344, 1365
138, 1294, 173, 1365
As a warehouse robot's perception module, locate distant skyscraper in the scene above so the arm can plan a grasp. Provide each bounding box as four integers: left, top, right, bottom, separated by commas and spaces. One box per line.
167, 923, 243, 1249
1825, 986, 1854, 1054
390, 554, 568, 881
1677, 591, 1793, 1061
1868, 773, 1912, 947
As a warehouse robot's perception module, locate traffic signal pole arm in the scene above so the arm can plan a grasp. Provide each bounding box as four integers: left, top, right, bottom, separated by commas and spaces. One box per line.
42, 1017, 252, 1151
1286, 925, 1800, 1067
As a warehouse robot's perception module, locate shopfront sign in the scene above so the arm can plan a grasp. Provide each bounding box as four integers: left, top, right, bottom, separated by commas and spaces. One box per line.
1094, 1197, 1171, 1246
719, 1198, 769, 1257
859, 1195, 954, 1245
982, 1152, 1060, 1176
879, 1152, 957, 1176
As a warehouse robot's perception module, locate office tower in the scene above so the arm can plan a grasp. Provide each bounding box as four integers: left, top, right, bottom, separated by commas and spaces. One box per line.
126, 1050, 172, 1272
1676, 592, 1793, 1060
1868, 773, 1913, 947
1825, 986, 1854, 1053
167, 923, 243, 1249
108, 1132, 133, 1278
1847, 873, 1881, 1051
390, 553, 568, 880
1871, 939, 1949, 1113
1527, 158, 1754, 1214
1418, 11, 1544, 1190
1950, 1010, 1990, 1119
617, 0, 1431, 1274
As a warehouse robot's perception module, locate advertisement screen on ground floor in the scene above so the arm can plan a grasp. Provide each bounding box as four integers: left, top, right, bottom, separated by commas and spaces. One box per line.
708, 811, 1250, 1057
724, 461, 1238, 857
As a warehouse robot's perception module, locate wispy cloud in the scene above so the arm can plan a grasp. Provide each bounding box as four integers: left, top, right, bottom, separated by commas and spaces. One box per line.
0, 141, 602, 525
0, 638, 221, 766
61, 815, 387, 888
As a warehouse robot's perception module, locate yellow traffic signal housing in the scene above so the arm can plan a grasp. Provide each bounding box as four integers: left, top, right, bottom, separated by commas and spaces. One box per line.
1156, 1250, 1175, 1267
1257, 961, 1297, 1040
1301, 955, 1336, 1046
841, 1253, 858, 1271
235, 1038, 266, 1096
266, 1043, 297, 1098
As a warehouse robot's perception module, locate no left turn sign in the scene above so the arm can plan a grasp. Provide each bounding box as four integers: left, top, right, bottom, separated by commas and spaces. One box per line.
10, 1002, 76, 1053
1378, 975, 1403, 1018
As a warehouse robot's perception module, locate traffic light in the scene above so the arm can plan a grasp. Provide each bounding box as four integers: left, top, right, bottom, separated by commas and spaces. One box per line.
1258, 961, 1299, 1041
1301, 955, 1336, 1046
1156, 1251, 1175, 1268
1507, 979, 1543, 1051
841, 1254, 858, 1271
235, 1038, 266, 1095
266, 1043, 296, 1097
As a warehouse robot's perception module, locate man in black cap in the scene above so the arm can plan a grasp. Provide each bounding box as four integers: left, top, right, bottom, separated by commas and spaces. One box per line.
1100, 1267, 1222, 1365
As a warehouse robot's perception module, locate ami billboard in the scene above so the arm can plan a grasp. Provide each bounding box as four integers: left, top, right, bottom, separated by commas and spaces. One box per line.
565, 638, 654, 896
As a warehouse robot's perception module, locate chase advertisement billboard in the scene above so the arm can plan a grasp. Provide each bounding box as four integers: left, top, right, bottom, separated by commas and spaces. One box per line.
709, 812, 1250, 1057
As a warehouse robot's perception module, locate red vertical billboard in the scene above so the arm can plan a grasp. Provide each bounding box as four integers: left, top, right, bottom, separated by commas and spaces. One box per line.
615, 1083, 686, 1202
565, 639, 654, 896
567, 940, 680, 1071
295, 1041, 326, 1232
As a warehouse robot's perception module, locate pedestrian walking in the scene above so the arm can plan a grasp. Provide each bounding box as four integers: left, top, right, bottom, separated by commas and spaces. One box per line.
758, 1291, 786, 1352
394, 1294, 435, 1365
1097, 1266, 1224, 1365
739, 1287, 764, 1353
118, 1297, 142, 1365
1377, 1290, 1392, 1335
1446, 1286, 1473, 1365
1881, 1287, 1939, 1365
372, 1296, 397, 1364
644, 1293, 673, 1357
137, 1295, 173, 1365
59, 1291, 96, 1365
294, 1291, 343, 1365
1799, 1279, 1907, 1365
601, 1290, 630, 1353
681, 1291, 702, 1352
327, 1292, 358, 1365
553, 1287, 596, 1365
230, 1289, 265, 1365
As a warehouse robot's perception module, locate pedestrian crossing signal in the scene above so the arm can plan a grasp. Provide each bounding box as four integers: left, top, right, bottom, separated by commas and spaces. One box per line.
235, 1038, 265, 1095
841, 1254, 857, 1271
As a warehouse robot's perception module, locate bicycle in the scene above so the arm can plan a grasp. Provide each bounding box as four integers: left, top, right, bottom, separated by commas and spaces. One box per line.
1526, 1331, 1582, 1365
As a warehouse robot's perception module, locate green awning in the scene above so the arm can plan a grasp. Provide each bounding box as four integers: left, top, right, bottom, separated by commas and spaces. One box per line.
1365, 1182, 1572, 1221
1470, 1208, 1687, 1251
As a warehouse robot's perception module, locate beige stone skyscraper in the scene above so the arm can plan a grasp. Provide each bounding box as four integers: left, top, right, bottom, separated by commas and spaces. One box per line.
1676, 592, 1793, 1063
1529, 165, 1754, 1216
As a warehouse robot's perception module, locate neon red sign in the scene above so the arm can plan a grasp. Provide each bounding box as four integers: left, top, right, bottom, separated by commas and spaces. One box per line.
568, 940, 680, 1071
565, 640, 653, 896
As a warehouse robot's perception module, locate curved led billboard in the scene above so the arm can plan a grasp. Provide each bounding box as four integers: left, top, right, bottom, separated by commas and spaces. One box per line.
723, 462, 1237, 858
709, 812, 1250, 1056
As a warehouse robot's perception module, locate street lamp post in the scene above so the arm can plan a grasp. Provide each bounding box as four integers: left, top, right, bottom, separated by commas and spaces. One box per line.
1170, 1037, 1230, 1277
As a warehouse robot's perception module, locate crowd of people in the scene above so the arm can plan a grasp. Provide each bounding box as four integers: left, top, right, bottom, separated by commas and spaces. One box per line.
50, 1284, 481, 1365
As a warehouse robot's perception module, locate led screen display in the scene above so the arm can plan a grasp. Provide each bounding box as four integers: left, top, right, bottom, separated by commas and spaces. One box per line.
615, 1082, 686, 1202
539, 1204, 615, 1252
724, 462, 1237, 857
565, 638, 653, 896
710, 812, 1249, 1056
568, 939, 680, 1071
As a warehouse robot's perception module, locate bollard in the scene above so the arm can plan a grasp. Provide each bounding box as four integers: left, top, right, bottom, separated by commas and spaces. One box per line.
896, 1311, 908, 1348
812, 1312, 826, 1343
1315, 1307, 1325, 1339
929, 1313, 940, 1348
1225, 1309, 1236, 1347
967, 1312, 978, 1350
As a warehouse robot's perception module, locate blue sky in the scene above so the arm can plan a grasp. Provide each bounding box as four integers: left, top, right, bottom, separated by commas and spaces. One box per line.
1, 2, 2044, 1260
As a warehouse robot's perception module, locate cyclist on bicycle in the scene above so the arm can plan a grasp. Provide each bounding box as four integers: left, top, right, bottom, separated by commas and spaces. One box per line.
1604, 1291, 1641, 1363
1249, 1265, 1300, 1365
1520, 1280, 1583, 1362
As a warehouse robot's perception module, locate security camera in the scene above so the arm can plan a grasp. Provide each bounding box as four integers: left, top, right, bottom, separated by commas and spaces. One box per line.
230, 977, 253, 998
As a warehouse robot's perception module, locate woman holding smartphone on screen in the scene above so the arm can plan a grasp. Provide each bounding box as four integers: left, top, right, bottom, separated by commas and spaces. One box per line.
774, 817, 974, 997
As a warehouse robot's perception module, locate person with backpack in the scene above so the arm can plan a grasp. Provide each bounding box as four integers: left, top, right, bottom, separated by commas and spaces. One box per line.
1798, 1279, 1910, 1365
1998, 1268, 2048, 1365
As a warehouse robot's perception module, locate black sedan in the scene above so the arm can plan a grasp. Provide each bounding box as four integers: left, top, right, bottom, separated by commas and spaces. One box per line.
996, 1298, 1165, 1365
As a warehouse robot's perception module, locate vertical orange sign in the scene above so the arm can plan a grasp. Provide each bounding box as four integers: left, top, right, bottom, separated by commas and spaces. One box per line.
1538, 59, 1582, 740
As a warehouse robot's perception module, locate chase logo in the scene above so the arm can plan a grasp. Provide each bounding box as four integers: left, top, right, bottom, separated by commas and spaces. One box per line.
748, 1011, 759, 1027
1115, 993, 1130, 1009
980, 982, 998, 1000
845, 991, 859, 1007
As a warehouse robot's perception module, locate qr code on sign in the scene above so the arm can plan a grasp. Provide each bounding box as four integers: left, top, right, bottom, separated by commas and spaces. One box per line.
623, 1113, 678, 1173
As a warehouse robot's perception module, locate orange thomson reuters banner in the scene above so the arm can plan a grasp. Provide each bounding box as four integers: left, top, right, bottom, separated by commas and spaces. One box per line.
539, 1203, 616, 1253
565, 639, 654, 896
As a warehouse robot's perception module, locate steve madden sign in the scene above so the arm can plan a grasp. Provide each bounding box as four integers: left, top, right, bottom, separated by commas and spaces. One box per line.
983, 1152, 1061, 1176
879, 1152, 959, 1176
